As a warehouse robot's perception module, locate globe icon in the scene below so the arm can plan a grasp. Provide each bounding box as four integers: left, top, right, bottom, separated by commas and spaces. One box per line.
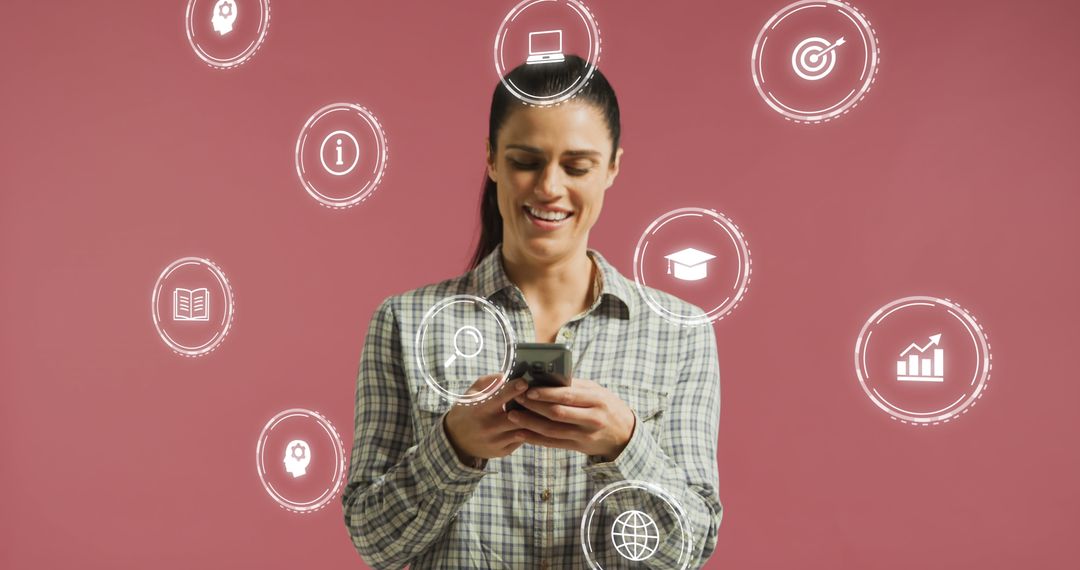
611, 509, 660, 561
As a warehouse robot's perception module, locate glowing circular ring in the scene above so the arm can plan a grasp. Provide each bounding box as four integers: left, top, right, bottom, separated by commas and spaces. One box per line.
493, 0, 602, 106
415, 295, 516, 405
581, 480, 694, 570
255, 408, 346, 513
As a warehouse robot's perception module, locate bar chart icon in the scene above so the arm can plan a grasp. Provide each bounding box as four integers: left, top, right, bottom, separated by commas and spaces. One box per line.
896, 334, 944, 382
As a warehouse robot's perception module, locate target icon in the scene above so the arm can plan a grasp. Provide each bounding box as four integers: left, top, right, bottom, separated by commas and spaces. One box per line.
751, 0, 879, 123
791, 36, 845, 81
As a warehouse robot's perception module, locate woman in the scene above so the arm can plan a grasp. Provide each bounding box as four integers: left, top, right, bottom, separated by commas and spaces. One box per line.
343, 56, 722, 569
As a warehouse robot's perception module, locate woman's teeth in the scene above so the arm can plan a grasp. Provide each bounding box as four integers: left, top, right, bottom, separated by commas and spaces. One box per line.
526, 206, 571, 222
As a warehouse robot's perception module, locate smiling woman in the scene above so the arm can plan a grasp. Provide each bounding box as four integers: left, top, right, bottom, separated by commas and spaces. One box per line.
342, 55, 723, 569
472, 55, 622, 272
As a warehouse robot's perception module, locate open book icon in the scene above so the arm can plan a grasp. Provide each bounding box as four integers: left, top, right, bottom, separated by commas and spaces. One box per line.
173, 287, 210, 321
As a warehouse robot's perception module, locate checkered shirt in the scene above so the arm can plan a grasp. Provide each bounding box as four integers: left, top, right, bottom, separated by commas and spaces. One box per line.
343, 248, 723, 569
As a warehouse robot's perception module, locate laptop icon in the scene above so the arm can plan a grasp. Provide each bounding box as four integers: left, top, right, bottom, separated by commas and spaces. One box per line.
526, 30, 565, 65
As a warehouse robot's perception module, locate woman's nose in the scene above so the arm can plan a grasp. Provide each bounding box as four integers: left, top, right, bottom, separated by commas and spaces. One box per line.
535, 163, 563, 197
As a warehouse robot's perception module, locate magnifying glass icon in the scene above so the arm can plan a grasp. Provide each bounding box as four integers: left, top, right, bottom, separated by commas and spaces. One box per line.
444, 325, 484, 368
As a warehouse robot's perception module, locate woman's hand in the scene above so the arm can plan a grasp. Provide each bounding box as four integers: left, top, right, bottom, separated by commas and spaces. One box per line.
506, 378, 636, 461
443, 376, 532, 465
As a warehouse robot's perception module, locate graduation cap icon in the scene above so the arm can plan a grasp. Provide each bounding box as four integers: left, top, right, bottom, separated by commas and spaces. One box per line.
664, 247, 717, 281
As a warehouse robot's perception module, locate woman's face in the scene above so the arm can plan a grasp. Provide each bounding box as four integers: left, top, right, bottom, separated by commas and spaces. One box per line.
487, 102, 622, 264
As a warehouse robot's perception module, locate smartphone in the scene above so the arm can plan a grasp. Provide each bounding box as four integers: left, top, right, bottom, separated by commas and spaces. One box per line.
505, 342, 572, 411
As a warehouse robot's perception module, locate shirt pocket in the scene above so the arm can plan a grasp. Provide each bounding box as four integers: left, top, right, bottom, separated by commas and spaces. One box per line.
607, 382, 669, 440
411, 388, 453, 436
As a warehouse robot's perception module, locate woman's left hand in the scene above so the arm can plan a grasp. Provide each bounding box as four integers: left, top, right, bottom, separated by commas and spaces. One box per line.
506, 377, 636, 461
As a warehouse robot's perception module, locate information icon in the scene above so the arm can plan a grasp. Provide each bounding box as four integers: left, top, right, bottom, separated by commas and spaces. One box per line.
633, 208, 752, 327
319, 130, 360, 176
185, 0, 270, 69
751, 1, 879, 123
151, 257, 235, 357
855, 297, 993, 425
295, 103, 389, 209
256, 409, 346, 513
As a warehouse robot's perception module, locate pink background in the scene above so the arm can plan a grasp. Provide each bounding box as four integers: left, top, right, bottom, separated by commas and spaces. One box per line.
2, 0, 1079, 568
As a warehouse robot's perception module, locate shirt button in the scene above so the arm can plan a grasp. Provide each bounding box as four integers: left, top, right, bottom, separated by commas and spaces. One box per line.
541, 489, 551, 502
561, 330, 574, 340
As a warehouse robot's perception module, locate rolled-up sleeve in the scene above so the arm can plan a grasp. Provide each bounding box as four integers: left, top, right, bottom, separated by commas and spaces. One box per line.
342, 298, 491, 569
583, 321, 723, 567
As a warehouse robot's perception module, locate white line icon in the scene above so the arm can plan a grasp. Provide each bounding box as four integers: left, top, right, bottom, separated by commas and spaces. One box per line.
256, 409, 346, 513
186, 0, 269, 69
582, 480, 694, 570
444, 325, 484, 368
416, 295, 516, 404
791, 36, 845, 81
751, 1, 879, 123
897, 334, 944, 382
152, 257, 234, 356
854, 297, 991, 425
494, 0, 601, 105
664, 247, 716, 281
283, 439, 311, 478
633, 208, 752, 326
211, 0, 237, 36
611, 509, 660, 561
295, 103, 389, 209
526, 30, 565, 64
319, 130, 360, 176
172, 287, 210, 321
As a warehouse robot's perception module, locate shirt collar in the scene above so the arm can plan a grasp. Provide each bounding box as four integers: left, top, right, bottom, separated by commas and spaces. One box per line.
469, 246, 637, 318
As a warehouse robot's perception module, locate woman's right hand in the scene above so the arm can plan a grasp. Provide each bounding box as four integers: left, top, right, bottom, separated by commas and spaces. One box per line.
443, 376, 531, 465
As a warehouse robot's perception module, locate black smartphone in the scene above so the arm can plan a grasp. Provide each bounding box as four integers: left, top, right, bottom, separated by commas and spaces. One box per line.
505, 342, 573, 411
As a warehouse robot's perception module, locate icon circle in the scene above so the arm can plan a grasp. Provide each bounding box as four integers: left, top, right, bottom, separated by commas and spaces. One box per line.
581, 480, 694, 569
493, 0, 602, 106
295, 103, 389, 209
185, 0, 271, 69
855, 296, 992, 425
151, 257, 235, 357
751, 0, 879, 123
255, 408, 346, 513
633, 208, 752, 327
415, 295, 516, 405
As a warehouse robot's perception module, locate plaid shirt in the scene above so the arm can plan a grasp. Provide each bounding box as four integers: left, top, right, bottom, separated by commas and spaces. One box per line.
343, 248, 722, 569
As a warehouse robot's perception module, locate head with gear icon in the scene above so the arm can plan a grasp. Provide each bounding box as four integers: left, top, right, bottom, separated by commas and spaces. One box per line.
283, 439, 311, 478
211, 0, 238, 36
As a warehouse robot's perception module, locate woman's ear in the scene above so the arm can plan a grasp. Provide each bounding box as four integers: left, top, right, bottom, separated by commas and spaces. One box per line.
606, 147, 624, 188
485, 138, 497, 182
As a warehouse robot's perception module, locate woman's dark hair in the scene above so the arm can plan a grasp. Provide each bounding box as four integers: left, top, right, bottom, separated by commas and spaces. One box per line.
469, 55, 621, 269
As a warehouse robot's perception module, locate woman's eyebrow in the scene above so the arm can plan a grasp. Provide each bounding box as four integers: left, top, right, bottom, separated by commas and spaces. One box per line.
505, 144, 601, 158
506, 144, 544, 154
561, 150, 602, 159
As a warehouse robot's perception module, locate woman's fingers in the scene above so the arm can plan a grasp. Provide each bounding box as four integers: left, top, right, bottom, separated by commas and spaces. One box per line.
486, 377, 529, 408
511, 396, 601, 429
506, 408, 582, 439
463, 373, 504, 395
493, 428, 530, 447
520, 430, 579, 451
525, 384, 604, 407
